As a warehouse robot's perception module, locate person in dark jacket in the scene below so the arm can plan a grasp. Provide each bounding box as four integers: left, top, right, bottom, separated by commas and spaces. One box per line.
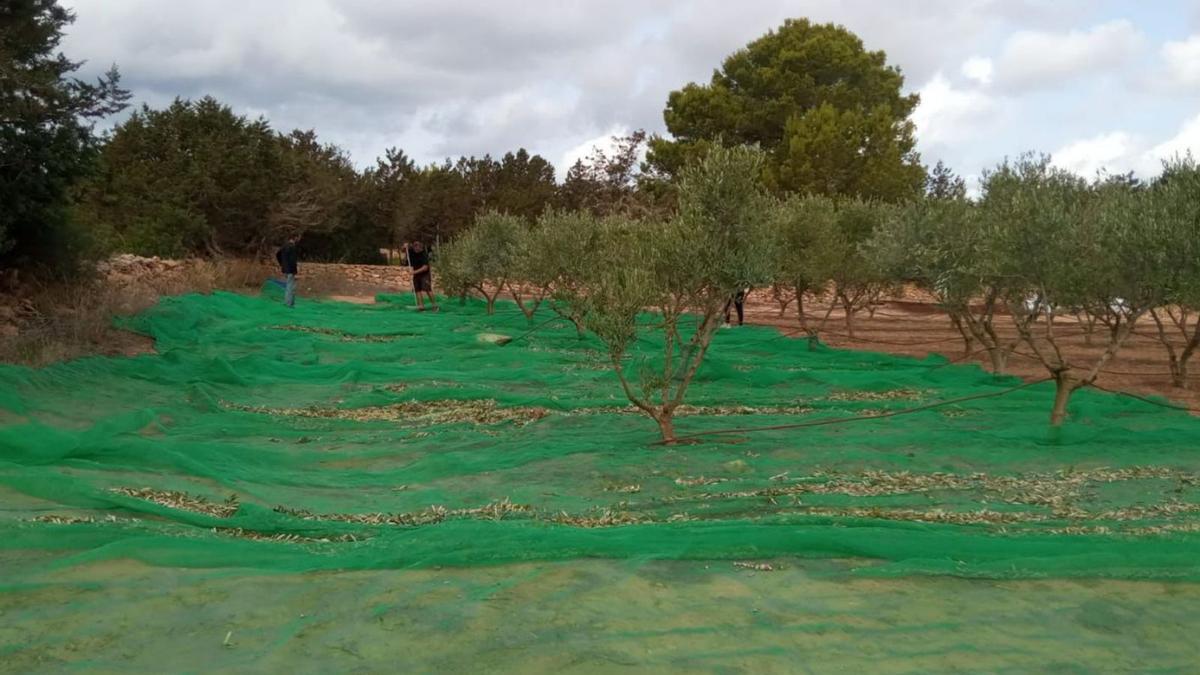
724, 287, 749, 326
407, 241, 438, 311
275, 235, 299, 307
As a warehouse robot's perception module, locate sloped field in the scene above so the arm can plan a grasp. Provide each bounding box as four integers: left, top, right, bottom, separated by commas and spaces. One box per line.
3, 290, 1199, 671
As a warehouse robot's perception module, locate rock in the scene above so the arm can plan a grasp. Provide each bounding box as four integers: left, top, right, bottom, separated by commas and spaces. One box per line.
0, 323, 18, 338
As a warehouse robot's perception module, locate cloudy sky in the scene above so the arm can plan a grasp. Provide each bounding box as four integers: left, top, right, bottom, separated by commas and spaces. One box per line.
62, 1, 1200, 187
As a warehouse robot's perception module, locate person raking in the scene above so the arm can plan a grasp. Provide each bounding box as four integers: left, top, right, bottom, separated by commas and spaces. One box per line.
407, 241, 438, 312
275, 234, 299, 308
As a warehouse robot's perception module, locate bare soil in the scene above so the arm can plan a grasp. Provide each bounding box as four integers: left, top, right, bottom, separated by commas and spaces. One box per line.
741, 289, 1200, 415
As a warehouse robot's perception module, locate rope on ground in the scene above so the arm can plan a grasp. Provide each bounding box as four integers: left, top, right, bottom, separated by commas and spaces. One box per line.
816, 330, 966, 347
927, 344, 1000, 370
657, 377, 1053, 445
1085, 381, 1200, 414
1007, 349, 1175, 379
866, 309, 937, 320
1094, 367, 1165, 377
763, 325, 817, 344
504, 315, 568, 346
761, 323, 965, 348
504, 308, 1172, 380
770, 316, 1089, 348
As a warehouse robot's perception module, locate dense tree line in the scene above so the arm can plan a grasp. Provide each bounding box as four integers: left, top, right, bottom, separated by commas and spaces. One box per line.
1, 5, 668, 271
3, 3, 930, 275
1, 0, 129, 277
73, 97, 568, 263
54, 91, 674, 265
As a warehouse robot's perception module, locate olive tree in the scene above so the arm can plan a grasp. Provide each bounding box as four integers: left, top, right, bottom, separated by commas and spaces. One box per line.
518, 209, 605, 334
1146, 157, 1200, 388
504, 223, 548, 322
868, 198, 1022, 372
433, 236, 472, 305
770, 194, 839, 337
437, 211, 523, 314
827, 198, 894, 339
574, 145, 776, 443
988, 156, 1172, 425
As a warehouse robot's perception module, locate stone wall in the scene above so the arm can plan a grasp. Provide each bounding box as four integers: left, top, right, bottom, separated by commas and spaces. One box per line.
299, 262, 415, 291
93, 255, 418, 292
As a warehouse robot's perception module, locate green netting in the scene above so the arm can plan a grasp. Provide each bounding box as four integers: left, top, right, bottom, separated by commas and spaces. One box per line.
3, 290, 1200, 670
3, 289, 1200, 575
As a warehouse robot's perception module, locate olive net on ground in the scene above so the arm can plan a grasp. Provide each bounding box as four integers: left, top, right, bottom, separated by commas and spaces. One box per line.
3, 288, 1200, 582
7, 289, 1200, 671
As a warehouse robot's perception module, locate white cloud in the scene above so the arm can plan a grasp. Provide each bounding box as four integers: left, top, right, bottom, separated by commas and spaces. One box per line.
1147, 112, 1200, 165
1052, 131, 1140, 177
60, 0, 1029, 171
55, 0, 1196, 186
961, 57, 994, 86
911, 73, 997, 147
1051, 113, 1200, 179
559, 127, 630, 176
994, 20, 1144, 91
963, 174, 984, 200
1163, 35, 1200, 87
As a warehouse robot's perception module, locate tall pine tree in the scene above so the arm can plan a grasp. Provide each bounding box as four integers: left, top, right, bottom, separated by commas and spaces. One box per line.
1, 0, 128, 275
646, 19, 924, 201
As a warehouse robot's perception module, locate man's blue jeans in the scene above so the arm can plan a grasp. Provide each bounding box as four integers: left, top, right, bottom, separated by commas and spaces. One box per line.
284, 273, 296, 307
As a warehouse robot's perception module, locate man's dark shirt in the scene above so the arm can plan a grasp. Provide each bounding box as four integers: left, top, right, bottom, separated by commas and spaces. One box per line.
408, 248, 429, 273
276, 243, 298, 275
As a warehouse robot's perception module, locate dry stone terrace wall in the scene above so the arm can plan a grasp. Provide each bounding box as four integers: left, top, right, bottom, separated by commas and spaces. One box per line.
95, 254, 193, 289
300, 262, 415, 290
95, 255, 420, 291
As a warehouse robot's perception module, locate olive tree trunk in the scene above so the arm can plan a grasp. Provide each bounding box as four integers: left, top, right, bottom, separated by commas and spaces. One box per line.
948, 311, 975, 355
1150, 308, 1199, 389
1049, 372, 1082, 426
